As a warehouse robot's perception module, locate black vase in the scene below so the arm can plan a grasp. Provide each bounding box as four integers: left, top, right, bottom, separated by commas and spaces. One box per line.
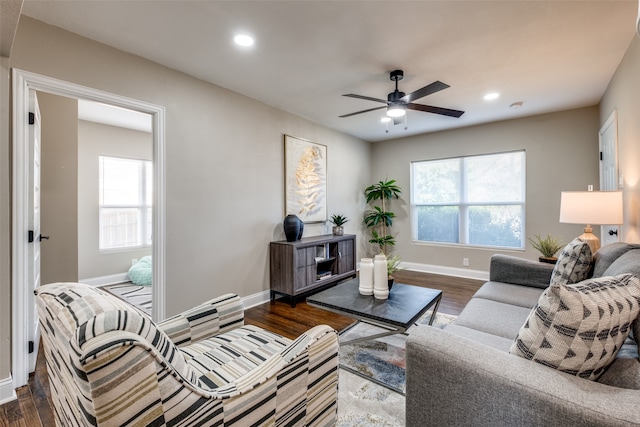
297, 220, 304, 240
284, 215, 303, 242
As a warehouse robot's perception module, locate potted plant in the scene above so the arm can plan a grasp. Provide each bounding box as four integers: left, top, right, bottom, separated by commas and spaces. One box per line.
364, 179, 402, 254
330, 214, 349, 236
529, 234, 564, 264
386, 254, 402, 289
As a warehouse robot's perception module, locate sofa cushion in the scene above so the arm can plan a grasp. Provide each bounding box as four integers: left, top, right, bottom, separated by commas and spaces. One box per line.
550, 238, 592, 285
603, 249, 640, 278
593, 242, 640, 278
596, 336, 640, 390
181, 324, 291, 390
510, 274, 640, 380
473, 281, 545, 309
455, 298, 534, 340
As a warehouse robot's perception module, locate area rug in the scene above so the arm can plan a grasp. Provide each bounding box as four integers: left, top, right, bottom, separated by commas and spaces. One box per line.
337, 368, 405, 427
100, 282, 152, 316
339, 311, 456, 395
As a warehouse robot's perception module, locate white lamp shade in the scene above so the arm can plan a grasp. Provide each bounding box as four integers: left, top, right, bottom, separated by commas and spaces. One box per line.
559, 191, 623, 225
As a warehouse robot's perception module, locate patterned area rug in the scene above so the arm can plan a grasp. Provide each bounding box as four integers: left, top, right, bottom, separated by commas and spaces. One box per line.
336, 311, 456, 426
100, 282, 152, 316
339, 311, 457, 394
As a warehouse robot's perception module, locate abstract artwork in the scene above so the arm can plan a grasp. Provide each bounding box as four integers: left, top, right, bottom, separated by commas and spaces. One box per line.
284, 135, 327, 222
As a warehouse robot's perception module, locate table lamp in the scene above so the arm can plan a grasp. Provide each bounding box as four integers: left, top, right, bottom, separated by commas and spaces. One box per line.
559, 189, 623, 253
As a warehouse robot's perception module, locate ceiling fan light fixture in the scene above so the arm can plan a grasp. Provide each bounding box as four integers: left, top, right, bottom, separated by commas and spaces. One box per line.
380, 117, 392, 123
386, 104, 406, 118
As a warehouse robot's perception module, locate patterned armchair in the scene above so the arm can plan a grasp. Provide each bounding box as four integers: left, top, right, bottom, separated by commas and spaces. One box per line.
35, 282, 339, 426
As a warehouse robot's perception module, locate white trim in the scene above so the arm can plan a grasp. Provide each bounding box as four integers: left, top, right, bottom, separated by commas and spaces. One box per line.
79, 273, 130, 287
0, 375, 17, 405
11, 69, 166, 388
400, 261, 489, 281
241, 290, 272, 310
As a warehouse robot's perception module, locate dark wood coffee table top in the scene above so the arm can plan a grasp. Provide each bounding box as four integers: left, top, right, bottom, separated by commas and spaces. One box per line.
306, 277, 442, 329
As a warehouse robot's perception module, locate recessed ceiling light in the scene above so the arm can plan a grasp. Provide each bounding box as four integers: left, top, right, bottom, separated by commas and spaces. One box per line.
510, 101, 524, 109
484, 92, 500, 101
234, 34, 254, 47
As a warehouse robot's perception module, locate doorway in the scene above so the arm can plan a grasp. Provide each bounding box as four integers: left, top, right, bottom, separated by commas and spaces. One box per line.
11, 69, 166, 388
599, 110, 620, 247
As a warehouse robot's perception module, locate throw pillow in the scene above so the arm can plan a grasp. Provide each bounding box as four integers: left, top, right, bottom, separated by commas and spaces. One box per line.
550, 238, 593, 285
128, 255, 152, 286
509, 274, 640, 380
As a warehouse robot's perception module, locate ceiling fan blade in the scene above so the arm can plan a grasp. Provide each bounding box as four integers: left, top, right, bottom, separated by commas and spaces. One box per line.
339, 105, 386, 118
342, 93, 389, 104
401, 81, 449, 103
407, 103, 465, 118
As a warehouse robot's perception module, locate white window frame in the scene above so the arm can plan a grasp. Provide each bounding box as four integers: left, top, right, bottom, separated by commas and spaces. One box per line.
99, 155, 152, 251
411, 150, 526, 249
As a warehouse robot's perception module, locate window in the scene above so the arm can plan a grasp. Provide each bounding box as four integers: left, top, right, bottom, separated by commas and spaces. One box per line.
411, 151, 525, 248
99, 156, 152, 250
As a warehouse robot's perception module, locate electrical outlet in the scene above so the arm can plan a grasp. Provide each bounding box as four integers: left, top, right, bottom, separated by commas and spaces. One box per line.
463, 258, 469, 267
132, 259, 138, 266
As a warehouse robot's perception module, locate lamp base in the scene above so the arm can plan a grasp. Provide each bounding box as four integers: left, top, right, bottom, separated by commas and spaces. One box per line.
578, 225, 600, 254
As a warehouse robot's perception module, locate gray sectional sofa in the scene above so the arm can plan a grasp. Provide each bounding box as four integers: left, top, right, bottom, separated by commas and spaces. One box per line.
406, 242, 640, 426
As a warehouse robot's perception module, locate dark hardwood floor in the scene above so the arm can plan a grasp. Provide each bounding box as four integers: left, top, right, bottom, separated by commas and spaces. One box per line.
0, 270, 482, 426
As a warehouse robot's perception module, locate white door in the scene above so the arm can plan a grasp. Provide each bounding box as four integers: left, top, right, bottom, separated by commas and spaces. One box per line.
599, 111, 619, 246
27, 91, 42, 372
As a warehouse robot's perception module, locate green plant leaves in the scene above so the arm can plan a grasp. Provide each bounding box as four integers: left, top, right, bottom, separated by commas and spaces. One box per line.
364, 178, 402, 254
364, 206, 395, 228
364, 179, 402, 203
330, 214, 349, 226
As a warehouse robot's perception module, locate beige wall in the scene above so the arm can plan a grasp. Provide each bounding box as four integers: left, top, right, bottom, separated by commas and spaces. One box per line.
8, 17, 371, 317
78, 120, 153, 279
600, 36, 640, 243
38, 92, 79, 284
371, 107, 601, 272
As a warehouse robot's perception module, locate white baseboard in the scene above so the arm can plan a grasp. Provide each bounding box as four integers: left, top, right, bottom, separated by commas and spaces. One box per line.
400, 261, 489, 281
242, 290, 272, 310
0, 375, 17, 404
79, 273, 129, 287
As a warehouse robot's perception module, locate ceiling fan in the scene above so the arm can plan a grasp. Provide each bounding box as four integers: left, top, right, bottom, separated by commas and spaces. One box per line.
339, 70, 465, 124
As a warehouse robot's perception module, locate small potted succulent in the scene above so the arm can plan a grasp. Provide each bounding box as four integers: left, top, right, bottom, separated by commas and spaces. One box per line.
330, 214, 349, 236
529, 234, 564, 264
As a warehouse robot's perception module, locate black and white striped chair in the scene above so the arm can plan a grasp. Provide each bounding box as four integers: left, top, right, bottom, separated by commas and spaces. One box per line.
35, 282, 339, 426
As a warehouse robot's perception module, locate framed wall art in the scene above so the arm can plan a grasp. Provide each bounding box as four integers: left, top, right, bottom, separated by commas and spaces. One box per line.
284, 135, 327, 223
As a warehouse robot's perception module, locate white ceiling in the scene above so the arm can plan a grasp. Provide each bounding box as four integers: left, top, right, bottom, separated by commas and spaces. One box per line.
21, 1, 638, 142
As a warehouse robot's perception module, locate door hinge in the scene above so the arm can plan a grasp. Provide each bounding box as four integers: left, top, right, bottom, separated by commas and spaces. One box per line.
28, 112, 35, 125
600, 151, 603, 161
28, 340, 34, 354
28, 230, 34, 243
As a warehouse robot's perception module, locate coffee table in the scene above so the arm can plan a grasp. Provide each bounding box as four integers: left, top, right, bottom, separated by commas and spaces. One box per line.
307, 277, 442, 393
